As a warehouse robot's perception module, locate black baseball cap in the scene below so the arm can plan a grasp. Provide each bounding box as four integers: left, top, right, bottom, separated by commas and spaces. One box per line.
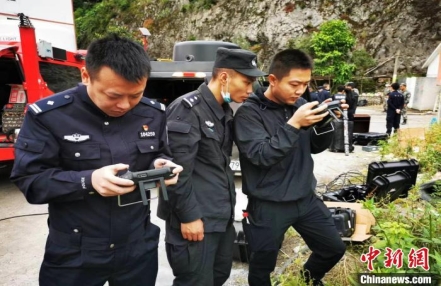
214, 47, 267, 77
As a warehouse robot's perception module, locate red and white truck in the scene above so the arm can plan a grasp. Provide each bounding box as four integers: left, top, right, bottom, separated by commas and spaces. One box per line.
0, 0, 85, 163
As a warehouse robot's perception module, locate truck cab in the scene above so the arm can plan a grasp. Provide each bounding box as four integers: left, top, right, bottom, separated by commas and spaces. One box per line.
145, 41, 239, 104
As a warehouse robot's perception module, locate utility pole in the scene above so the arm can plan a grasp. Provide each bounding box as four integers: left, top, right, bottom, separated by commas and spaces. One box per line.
437, 91, 441, 123
392, 50, 400, 83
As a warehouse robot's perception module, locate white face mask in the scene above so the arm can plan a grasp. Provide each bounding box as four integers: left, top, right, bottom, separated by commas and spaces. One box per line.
221, 77, 231, 103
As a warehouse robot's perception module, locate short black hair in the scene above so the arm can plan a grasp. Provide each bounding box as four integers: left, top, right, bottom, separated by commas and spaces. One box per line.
269, 49, 313, 80
391, 82, 400, 90
212, 68, 231, 79
85, 34, 151, 83
337, 85, 345, 92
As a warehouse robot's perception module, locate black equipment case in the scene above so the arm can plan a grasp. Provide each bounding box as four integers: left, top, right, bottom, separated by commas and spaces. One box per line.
328, 207, 356, 237
367, 170, 413, 202
353, 114, 370, 133
353, 132, 389, 146
322, 185, 368, 203
366, 159, 419, 198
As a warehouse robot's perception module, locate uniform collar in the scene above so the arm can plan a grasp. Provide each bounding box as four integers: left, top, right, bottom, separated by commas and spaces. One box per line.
77, 83, 99, 111
76, 83, 129, 118
198, 83, 229, 121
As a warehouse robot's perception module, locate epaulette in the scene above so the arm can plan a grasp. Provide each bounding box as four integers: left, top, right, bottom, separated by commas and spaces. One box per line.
27, 90, 74, 115
140, 97, 166, 111
181, 92, 201, 109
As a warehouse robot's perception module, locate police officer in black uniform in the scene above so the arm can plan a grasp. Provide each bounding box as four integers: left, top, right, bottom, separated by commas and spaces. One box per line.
234, 49, 347, 286
158, 48, 266, 286
386, 82, 405, 136
10, 34, 182, 286
345, 82, 359, 121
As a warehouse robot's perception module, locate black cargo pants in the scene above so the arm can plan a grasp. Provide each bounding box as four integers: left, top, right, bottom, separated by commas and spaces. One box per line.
386, 109, 401, 135
165, 222, 235, 286
39, 222, 160, 286
243, 194, 346, 286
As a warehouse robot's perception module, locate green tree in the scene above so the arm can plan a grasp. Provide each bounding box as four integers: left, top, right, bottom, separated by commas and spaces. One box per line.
311, 20, 356, 85
351, 49, 377, 92
286, 35, 314, 57
73, 0, 102, 11
75, 0, 137, 49
351, 49, 377, 77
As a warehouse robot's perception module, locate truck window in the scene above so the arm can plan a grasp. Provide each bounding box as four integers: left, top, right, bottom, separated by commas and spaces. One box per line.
39, 62, 82, 93
0, 57, 23, 138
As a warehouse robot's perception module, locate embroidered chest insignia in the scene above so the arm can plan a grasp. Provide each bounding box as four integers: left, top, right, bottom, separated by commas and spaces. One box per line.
64, 133, 90, 143
205, 121, 214, 128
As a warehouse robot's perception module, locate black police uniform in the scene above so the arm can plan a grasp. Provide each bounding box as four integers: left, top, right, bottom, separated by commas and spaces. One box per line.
11, 84, 171, 286
344, 89, 357, 121
317, 89, 331, 103
158, 83, 236, 286
233, 90, 346, 286
386, 90, 404, 135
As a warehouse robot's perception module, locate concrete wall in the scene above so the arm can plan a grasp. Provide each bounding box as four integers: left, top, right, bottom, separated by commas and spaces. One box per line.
408, 77, 441, 111
426, 54, 440, 77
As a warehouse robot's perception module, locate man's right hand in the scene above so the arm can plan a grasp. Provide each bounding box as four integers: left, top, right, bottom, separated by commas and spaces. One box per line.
287, 101, 329, 129
181, 219, 204, 241
91, 163, 137, 197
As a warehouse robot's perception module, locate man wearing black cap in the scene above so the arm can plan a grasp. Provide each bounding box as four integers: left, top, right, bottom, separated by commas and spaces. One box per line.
158, 47, 266, 286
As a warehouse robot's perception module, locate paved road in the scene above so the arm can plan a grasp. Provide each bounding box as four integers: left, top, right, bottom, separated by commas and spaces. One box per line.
0, 107, 435, 286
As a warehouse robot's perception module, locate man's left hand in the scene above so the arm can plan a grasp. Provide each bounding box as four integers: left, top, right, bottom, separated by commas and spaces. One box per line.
153, 159, 183, 186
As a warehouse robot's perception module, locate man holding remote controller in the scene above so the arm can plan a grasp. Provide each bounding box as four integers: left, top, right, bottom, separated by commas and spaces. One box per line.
11, 34, 182, 286
159, 47, 266, 286
234, 49, 347, 286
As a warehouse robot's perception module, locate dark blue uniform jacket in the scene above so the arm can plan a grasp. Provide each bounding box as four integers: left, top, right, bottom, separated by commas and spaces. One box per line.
387, 90, 405, 111
158, 83, 235, 234
11, 84, 171, 247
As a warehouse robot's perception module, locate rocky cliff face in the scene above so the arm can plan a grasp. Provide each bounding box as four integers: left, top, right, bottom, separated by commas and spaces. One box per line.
119, 0, 441, 76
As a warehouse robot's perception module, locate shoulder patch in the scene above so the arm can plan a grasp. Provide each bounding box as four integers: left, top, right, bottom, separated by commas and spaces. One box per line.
28, 91, 74, 115
140, 97, 166, 111
181, 93, 201, 109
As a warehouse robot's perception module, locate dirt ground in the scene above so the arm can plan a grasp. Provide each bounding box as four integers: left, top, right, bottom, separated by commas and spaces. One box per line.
0, 106, 435, 286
